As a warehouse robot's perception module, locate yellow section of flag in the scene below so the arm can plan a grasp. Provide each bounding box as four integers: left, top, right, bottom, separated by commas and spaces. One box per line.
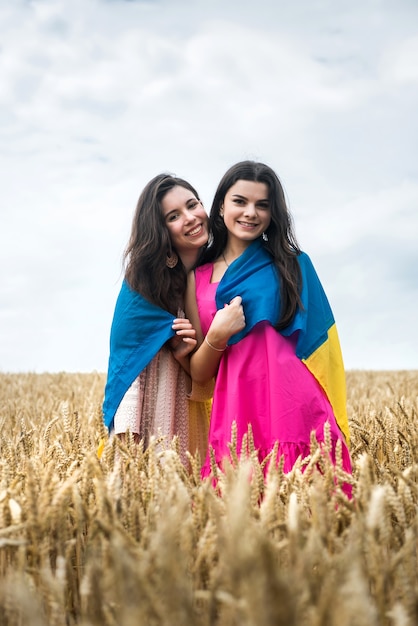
303, 323, 350, 444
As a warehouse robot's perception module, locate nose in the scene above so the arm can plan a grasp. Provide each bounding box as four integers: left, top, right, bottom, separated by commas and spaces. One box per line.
184, 209, 197, 223
243, 203, 257, 218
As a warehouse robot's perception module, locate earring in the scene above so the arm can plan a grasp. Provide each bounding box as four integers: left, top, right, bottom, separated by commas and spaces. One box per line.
219, 205, 224, 217
166, 252, 178, 268
262, 232, 268, 242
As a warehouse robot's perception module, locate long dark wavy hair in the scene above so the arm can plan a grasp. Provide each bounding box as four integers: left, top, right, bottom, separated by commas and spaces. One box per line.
199, 160, 302, 329
124, 173, 202, 315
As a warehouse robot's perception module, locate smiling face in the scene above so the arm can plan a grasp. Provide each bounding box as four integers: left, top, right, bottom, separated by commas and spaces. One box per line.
221, 179, 271, 248
161, 185, 209, 255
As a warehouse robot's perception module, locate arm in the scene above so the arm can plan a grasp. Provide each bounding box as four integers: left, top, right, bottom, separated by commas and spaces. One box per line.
169, 317, 197, 375
185, 271, 245, 384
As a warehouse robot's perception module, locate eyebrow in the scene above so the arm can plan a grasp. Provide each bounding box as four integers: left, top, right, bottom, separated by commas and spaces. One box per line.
231, 193, 269, 202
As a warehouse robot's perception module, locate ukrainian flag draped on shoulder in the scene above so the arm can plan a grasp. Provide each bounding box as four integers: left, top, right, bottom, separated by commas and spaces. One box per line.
102, 280, 176, 431
215, 239, 349, 443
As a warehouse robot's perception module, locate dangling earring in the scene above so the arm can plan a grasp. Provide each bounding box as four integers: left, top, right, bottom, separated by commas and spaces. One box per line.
166, 252, 178, 268
262, 232, 268, 242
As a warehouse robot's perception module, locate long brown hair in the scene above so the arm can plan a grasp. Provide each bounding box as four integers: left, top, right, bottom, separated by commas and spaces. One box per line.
124, 174, 202, 315
200, 161, 302, 329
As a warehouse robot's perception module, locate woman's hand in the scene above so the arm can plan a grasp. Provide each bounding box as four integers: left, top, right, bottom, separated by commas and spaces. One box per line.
206, 296, 246, 348
169, 318, 197, 361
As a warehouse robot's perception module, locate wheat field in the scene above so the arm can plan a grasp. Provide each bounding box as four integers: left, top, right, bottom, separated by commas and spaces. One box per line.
0, 370, 417, 626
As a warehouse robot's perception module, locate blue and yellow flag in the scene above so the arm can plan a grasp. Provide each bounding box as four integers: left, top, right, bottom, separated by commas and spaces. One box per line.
215, 239, 349, 443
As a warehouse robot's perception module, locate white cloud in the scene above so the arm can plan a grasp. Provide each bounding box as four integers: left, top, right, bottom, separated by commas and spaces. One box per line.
381, 35, 418, 84
1, 0, 417, 372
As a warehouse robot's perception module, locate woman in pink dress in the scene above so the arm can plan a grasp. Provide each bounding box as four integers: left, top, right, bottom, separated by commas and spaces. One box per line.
185, 161, 352, 493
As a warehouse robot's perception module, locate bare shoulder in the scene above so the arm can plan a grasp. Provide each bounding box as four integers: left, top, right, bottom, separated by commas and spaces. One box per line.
187, 269, 196, 284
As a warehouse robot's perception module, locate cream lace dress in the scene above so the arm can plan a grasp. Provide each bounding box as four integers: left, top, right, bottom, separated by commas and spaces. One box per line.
113, 344, 211, 465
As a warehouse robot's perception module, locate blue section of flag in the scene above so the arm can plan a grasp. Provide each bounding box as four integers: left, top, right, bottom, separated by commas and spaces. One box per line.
102, 280, 176, 430
215, 238, 335, 360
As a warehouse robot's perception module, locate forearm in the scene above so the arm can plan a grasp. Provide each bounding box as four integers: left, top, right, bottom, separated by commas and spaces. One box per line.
185, 272, 244, 383
190, 332, 227, 383
173, 352, 191, 375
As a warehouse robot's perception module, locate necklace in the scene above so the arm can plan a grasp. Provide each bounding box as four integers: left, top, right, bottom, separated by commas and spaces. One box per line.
222, 252, 230, 267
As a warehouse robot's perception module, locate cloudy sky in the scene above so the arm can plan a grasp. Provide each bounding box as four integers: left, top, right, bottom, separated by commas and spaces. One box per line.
1, 0, 417, 373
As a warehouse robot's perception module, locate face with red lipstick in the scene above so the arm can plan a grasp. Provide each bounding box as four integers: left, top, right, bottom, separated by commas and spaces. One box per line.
220, 179, 271, 248
162, 185, 209, 255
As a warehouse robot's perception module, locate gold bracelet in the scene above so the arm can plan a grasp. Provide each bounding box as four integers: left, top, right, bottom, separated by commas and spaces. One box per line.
204, 336, 226, 352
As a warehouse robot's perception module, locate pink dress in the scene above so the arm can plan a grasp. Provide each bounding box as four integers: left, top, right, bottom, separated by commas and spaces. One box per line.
195, 263, 352, 487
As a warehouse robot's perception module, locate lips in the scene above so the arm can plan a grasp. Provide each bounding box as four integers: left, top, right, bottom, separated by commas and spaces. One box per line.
186, 224, 204, 237
237, 221, 258, 229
